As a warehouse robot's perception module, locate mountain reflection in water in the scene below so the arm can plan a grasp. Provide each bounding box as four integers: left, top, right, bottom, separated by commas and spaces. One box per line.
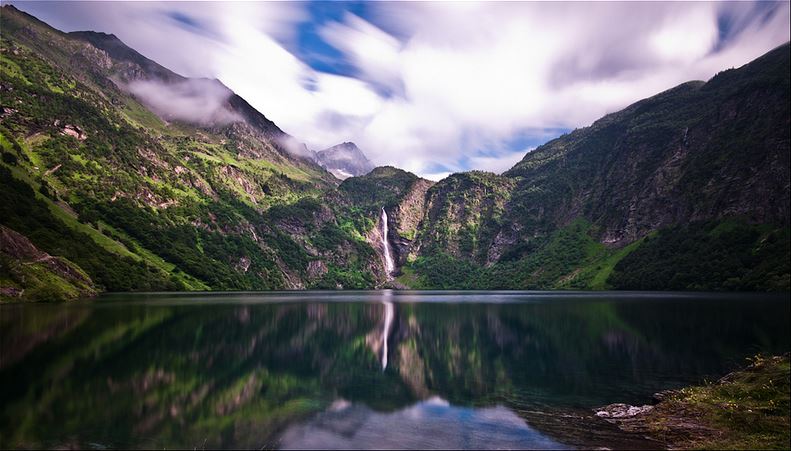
0, 291, 788, 449
280, 397, 565, 450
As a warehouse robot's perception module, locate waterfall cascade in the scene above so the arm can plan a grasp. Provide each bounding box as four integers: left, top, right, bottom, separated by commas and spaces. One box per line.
381, 207, 395, 277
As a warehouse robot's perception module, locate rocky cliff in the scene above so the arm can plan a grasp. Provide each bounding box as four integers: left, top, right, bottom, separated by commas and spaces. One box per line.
315, 142, 374, 179
0, 5, 380, 296
400, 43, 790, 290
1, 5, 788, 296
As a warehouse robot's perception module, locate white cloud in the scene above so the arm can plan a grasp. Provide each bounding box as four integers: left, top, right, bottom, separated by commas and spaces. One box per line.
9, 1, 791, 179
421, 172, 452, 182
469, 151, 534, 176
335, 1, 789, 177
319, 13, 402, 92
125, 78, 241, 126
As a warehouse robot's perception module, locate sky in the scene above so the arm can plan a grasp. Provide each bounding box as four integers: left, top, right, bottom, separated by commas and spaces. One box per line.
7, 1, 791, 180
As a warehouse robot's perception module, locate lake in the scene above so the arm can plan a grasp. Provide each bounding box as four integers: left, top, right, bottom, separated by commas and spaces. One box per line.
1, 291, 788, 449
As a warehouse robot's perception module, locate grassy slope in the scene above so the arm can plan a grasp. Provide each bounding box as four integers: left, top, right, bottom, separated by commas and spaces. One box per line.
2, 5, 789, 294
0, 8, 384, 295
1, 129, 207, 294
403, 45, 790, 291
619, 355, 790, 450
400, 218, 789, 291
0, 252, 95, 302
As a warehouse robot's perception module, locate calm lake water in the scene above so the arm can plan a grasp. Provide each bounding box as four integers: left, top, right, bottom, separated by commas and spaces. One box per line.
1, 291, 789, 449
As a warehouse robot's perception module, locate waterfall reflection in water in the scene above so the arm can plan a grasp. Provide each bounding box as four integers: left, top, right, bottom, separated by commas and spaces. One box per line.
0, 292, 787, 449
381, 297, 394, 370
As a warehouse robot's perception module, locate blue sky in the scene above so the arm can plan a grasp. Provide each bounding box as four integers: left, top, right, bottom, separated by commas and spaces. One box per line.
7, 1, 791, 179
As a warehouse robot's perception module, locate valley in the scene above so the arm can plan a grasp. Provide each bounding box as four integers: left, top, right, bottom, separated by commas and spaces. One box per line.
1, 5, 789, 300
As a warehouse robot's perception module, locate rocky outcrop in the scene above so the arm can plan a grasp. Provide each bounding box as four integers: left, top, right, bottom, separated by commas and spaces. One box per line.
593, 355, 790, 449
415, 171, 515, 263
0, 225, 96, 301
306, 260, 328, 279
389, 178, 433, 266
505, 44, 790, 246
595, 403, 654, 419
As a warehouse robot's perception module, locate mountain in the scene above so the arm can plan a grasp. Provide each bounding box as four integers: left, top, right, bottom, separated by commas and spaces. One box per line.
0, 5, 384, 299
397, 43, 790, 291
315, 142, 374, 179
1, 5, 788, 300
338, 166, 434, 271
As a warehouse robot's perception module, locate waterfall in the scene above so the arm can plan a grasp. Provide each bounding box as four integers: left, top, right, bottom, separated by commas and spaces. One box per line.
381, 297, 394, 370
380, 209, 395, 370
381, 207, 395, 277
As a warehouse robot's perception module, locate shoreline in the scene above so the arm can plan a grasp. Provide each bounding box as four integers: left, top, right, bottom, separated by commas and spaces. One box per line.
595, 355, 791, 449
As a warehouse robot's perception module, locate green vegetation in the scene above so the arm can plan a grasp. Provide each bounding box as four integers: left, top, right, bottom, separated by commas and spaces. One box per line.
609, 221, 791, 291
1, 5, 789, 296
402, 219, 790, 291
582, 238, 645, 290
409, 253, 481, 289
417, 171, 514, 263
339, 166, 419, 210
625, 355, 790, 450
0, 166, 179, 292
0, 252, 95, 302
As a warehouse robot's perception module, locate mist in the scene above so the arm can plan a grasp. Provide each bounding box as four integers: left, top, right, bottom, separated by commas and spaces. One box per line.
125, 78, 242, 126
276, 135, 315, 159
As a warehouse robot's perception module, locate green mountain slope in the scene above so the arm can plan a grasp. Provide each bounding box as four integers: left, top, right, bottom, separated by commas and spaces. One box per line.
0, 5, 385, 298
402, 43, 790, 291
1, 5, 788, 298
504, 45, 789, 245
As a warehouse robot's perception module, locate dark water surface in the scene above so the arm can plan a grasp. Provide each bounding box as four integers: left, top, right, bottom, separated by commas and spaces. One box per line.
1, 291, 788, 449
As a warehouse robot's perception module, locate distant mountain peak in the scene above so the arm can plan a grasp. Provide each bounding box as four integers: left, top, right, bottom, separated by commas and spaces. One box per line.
316, 142, 374, 179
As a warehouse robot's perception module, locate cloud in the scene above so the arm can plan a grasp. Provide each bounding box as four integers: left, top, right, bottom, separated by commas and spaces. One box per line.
9, 1, 790, 179
276, 135, 314, 159
319, 13, 403, 94
331, 2, 789, 176
125, 78, 242, 126
468, 151, 533, 176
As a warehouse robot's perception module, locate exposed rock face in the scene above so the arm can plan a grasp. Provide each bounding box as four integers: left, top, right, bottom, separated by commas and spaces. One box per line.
61, 124, 86, 140
307, 260, 328, 279
389, 178, 433, 266
415, 171, 515, 264
0, 225, 96, 301
504, 45, 790, 247
1, 4, 788, 293
1, 225, 47, 261
1, 226, 92, 287
390, 179, 433, 236
315, 142, 374, 180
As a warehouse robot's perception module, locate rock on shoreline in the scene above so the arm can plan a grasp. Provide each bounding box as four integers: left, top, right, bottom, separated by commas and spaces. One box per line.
594, 355, 790, 450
